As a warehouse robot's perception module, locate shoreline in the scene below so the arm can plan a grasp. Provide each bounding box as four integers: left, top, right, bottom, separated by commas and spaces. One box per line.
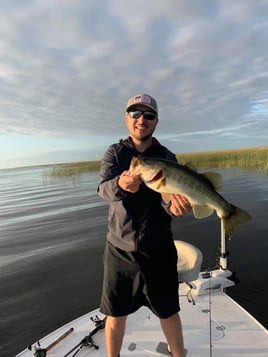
43, 146, 268, 177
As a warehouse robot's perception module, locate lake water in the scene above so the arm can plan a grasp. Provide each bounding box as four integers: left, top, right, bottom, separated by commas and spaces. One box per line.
0, 166, 267, 357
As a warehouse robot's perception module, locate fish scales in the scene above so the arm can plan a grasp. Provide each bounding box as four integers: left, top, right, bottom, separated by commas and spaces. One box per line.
128, 157, 251, 238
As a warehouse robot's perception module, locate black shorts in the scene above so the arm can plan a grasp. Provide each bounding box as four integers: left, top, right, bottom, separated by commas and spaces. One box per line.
99, 241, 180, 319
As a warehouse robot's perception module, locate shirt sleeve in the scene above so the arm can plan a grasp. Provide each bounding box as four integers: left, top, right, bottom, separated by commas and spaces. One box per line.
97, 145, 129, 202
160, 149, 178, 215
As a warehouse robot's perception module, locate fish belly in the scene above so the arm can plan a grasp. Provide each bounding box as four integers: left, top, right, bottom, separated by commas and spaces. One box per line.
149, 175, 230, 218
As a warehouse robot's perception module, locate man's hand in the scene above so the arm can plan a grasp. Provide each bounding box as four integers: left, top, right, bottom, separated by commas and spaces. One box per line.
169, 194, 191, 217
118, 171, 142, 193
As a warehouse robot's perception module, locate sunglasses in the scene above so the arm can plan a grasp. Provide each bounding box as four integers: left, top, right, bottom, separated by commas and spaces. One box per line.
127, 110, 157, 120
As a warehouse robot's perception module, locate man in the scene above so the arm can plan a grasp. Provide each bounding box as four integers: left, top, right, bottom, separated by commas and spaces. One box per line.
98, 94, 191, 357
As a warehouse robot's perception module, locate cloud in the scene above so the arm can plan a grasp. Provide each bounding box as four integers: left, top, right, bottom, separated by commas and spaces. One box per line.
0, 0, 267, 160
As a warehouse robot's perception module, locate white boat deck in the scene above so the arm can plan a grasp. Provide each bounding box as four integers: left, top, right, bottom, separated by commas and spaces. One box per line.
17, 282, 268, 357
179, 284, 267, 356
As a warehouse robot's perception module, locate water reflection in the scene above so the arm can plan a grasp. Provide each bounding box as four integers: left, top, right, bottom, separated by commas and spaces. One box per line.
0, 166, 267, 356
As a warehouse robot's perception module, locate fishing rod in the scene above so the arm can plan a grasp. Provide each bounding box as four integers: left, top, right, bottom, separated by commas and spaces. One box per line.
64, 315, 106, 357
28, 327, 74, 357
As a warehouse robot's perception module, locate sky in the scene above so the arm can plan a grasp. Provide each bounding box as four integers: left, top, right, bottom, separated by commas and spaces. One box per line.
1, 0, 268, 169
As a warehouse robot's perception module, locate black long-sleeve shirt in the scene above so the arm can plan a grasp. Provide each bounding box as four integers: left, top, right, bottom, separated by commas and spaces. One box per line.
97, 137, 177, 252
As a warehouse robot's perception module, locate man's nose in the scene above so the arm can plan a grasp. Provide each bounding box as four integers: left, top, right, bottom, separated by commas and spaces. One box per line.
137, 114, 146, 122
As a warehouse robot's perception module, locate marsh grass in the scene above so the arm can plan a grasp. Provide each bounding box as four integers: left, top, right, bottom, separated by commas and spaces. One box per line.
43, 146, 268, 178
43, 161, 100, 178
176, 147, 268, 171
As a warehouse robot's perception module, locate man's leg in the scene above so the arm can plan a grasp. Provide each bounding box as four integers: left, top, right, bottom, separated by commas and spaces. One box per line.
160, 312, 184, 357
105, 315, 127, 357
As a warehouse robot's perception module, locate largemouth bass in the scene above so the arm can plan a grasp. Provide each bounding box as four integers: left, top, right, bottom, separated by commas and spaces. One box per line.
128, 157, 251, 238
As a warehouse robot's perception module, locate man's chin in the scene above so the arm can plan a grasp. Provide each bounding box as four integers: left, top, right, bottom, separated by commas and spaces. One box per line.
134, 132, 153, 142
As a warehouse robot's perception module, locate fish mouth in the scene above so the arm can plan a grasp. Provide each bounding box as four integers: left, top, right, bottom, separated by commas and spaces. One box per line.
145, 170, 163, 183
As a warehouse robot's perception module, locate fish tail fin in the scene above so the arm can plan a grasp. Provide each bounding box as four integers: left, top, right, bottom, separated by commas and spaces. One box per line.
223, 205, 251, 238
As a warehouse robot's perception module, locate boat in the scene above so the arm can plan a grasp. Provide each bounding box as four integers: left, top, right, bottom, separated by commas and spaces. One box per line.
17, 222, 268, 356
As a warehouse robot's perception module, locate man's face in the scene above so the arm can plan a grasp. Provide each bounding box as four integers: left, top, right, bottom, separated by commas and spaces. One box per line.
125, 105, 158, 142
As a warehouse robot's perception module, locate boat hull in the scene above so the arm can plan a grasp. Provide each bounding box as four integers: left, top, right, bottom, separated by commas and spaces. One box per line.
16, 282, 268, 357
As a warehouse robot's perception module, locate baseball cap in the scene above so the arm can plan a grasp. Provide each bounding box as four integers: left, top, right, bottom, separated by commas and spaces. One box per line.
126, 94, 158, 113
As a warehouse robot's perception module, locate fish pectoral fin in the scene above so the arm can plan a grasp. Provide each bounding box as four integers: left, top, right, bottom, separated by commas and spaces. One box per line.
156, 178, 166, 190
161, 192, 171, 203
192, 205, 214, 219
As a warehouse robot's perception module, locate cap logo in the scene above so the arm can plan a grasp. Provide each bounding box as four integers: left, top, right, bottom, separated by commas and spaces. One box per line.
126, 93, 157, 113
134, 94, 151, 104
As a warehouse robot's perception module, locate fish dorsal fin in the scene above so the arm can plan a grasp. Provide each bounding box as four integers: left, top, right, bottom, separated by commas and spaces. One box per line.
192, 205, 214, 219
202, 172, 223, 191
161, 192, 171, 204
184, 162, 197, 171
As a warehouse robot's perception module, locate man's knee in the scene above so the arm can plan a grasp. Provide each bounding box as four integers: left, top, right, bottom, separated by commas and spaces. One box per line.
106, 315, 128, 328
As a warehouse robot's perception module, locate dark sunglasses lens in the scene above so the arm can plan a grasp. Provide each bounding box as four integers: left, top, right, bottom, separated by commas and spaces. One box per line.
143, 111, 156, 120
128, 111, 156, 120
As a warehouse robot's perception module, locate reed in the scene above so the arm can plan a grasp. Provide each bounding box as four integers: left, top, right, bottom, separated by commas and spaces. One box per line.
43, 146, 268, 178
42, 161, 100, 178
176, 147, 268, 171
